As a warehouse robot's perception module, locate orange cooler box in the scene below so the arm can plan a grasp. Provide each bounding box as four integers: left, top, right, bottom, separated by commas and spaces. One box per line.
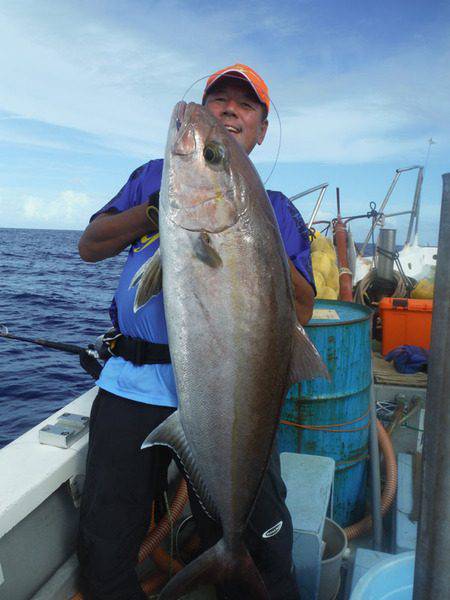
379, 297, 433, 356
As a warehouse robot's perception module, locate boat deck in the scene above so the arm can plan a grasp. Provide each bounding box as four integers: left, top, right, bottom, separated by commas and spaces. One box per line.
372, 352, 427, 388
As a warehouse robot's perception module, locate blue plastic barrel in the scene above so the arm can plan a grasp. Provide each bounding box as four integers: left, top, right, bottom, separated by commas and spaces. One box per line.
350, 552, 414, 599
277, 300, 372, 527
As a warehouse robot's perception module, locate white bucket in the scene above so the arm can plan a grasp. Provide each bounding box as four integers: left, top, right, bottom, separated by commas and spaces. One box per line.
350, 552, 415, 600
319, 518, 348, 600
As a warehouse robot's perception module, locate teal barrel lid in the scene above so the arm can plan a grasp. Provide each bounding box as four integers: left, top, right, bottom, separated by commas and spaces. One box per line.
307, 300, 373, 328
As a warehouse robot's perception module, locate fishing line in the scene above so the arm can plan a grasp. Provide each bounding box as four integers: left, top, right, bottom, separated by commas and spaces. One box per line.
180, 72, 282, 186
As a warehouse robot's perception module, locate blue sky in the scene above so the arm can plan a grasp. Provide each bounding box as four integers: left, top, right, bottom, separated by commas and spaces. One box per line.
1, 0, 448, 244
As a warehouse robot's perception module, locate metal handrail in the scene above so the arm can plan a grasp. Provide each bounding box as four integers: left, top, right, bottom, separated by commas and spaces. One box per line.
358, 165, 424, 257
289, 183, 329, 230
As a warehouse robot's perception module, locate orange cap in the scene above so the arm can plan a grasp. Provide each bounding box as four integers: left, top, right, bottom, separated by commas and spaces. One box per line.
203, 63, 270, 114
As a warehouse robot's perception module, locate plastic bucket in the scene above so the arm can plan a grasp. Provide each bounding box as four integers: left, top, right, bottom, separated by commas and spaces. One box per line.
350, 552, 415, 600
319, 518, 348, 600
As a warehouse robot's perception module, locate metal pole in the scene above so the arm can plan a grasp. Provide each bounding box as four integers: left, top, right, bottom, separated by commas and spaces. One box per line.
369, 372, 383, 550
413, 173, 450, 599
405, 167, 424, 245
382, 210, 413, 218
289, 183, 329, 202
289, 183, 329, 230
358, 171, 400, 257
413, 169, 424, 241
359, 165, 423, 258
307, 186, 327, 229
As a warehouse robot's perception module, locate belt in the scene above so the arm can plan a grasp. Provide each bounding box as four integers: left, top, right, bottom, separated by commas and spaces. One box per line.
110, 334, 171, 366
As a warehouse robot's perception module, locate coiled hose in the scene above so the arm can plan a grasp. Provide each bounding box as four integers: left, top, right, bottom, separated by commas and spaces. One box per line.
354, 269, 408, 305
344, 419, 397, 540
138, 479, 188, 563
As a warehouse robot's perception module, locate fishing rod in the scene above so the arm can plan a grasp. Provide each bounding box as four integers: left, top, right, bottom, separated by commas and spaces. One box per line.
0, 324, 106, 379
0, 324, 98, 357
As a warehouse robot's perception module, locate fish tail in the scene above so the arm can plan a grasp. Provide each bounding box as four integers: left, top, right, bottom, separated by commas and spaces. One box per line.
157, 538, 269, 599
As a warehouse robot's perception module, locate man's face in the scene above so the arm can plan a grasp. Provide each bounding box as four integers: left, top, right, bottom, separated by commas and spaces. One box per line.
204, 77, 268, 155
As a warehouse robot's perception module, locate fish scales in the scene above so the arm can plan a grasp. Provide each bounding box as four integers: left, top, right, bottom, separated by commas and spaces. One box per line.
166, 223, 292, 524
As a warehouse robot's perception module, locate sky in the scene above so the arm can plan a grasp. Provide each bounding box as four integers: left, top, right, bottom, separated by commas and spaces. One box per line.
0, 0, 448, 244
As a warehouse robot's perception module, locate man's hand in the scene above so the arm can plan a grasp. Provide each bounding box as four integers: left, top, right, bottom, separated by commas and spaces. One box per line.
78, 204, 157, 262
288, 259, 314, 325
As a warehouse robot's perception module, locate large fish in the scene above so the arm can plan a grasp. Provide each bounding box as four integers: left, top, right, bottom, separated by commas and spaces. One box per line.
134, 101, 328, 599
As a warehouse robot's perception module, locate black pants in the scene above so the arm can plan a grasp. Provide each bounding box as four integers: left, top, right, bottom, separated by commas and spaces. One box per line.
77, 389, 299, 599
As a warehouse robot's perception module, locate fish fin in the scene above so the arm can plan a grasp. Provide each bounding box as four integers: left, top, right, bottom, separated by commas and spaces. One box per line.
193, 232, 223, 268
288, 322, 330, 385
129, 248, 162, 312
157, 539, 269, 600
142, 411, 218, 521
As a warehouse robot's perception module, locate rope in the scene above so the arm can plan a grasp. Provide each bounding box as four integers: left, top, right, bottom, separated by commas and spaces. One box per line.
280, 408, 370, 433
354, 268, 408, 305
371, 204, 377, 264
280, 421, 370, 433
336, 453, 369, 467
375, 247, 413, 293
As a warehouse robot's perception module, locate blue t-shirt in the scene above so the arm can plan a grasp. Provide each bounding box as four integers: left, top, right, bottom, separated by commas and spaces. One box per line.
94, 159, 315, 407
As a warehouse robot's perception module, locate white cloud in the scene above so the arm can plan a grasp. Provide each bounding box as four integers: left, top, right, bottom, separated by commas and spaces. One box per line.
252, 98, 427, 164
3, 189, 97, 230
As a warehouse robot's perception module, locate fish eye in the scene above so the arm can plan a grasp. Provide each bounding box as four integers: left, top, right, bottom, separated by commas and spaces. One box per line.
203, 142, 225, 165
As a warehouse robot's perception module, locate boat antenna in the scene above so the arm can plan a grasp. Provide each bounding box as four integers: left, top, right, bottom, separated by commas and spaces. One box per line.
424, 137, 436, 171
412, 139, 436, 243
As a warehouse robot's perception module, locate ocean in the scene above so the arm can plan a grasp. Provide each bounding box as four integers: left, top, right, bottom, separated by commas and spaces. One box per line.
0, 228, 392, 448
0, 228, 126, 448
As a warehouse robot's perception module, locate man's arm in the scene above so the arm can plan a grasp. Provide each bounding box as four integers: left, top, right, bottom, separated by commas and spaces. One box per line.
289, 259, 314, 326
78, 204, 158, 262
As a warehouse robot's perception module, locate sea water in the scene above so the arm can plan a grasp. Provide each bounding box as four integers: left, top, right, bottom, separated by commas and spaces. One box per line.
0, 228, 397, 448
0, 228, 126, 447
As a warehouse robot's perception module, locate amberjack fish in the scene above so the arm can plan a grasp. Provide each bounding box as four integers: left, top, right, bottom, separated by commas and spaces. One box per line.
132, 102, 328, 599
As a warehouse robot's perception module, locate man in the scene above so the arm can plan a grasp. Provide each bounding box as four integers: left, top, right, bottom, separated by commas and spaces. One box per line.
78, 64, 315, 600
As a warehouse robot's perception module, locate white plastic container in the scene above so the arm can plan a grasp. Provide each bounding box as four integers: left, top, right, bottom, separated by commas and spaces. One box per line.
350, 552, 415, 600
319, 518, 348, 600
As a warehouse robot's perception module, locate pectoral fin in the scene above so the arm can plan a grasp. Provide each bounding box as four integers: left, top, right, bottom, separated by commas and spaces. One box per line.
193, 232, 222, 268
129, 248, 162, 312
287, 322, 330, 386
